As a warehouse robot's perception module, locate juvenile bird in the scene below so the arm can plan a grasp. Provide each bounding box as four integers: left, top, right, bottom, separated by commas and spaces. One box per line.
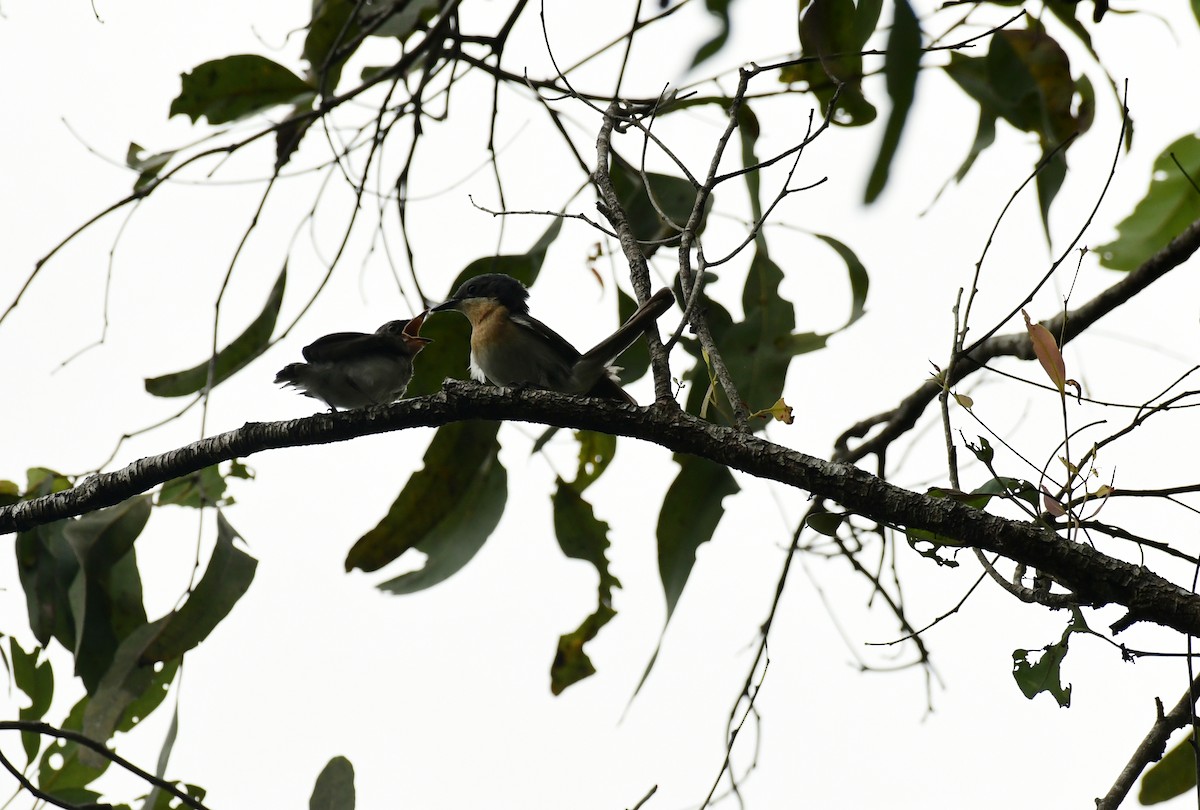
430, 274, 674, 404
274, 312, 431, 411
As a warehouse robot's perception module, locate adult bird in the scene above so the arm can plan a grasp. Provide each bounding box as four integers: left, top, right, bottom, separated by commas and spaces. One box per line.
430, 273, 674, 404
274, 312, 431, 411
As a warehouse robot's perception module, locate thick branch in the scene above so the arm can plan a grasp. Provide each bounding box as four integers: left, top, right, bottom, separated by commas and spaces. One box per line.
3, 381, 1200, 638
837, 217, 1200, 463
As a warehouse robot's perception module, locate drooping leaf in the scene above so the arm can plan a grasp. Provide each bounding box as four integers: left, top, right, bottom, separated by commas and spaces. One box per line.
690, 0, 738, 68
806, 511, 845, 537
738, 104, 763, 224
942, 21, 1092, 227
904, 527, 963, 567
116, 658, 178, 734
16, 516, 80, 651
781, 0, 880, 126
1022, 309, 1066, 395
136, 696, 180, 810
145, 265, 286, 397
11, 639, 54, 761
81, 617, 171, 753
305, 0, 437, 94
710, 251, 814, 422
657, 456, 739, 621
550, 481, 620, 694
812, 233, 869, 328
407, 220, 561, 397
631, 455, 739, 697
865, 0, 921, 202
38, 697, 108, 796
63, 496, 152, 692
372, 425, 507, 595
572, 431, 617, 493
275, 101, 316, 170
1139, 734, 1199, 805
141, 514, 257, 662
170, 55, 315, 125
310, 756, 356, 810
1012, 608, 1087, 707
1096, 134, 1200, 271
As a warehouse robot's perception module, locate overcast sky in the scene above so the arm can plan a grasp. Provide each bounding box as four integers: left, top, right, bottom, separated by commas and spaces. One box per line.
3, 1, 1200, 808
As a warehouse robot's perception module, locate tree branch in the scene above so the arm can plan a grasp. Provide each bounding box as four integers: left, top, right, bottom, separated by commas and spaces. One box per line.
836, 216, 1200, 463
1095, 677, 1200, 809
4, 381, 1200, 638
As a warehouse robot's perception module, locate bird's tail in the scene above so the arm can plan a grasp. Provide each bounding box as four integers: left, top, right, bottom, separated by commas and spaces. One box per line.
274, 363, 306, 387
572, 287, 675, 389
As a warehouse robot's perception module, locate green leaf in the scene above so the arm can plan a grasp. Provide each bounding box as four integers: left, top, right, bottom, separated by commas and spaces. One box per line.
973, 477, 1039, 510
116, 658, 178, 734
142, 514, 257, 662
904, 527, 963, 567
158, 464, 228, 508
64, 497, 152, 692
812, 234, 869, 328
82, 617, 171, 753
145, 264, 286, 397
783, 0, 879, 126
38, 697, 108, 794
1012, 609, 1087, 707
1096, 134, 1200, 271
1139, 734, 1199, 804
16, 517, 80, 652
806, 512, 845, 536
631, 456, 739, 698
966, 436, 995, 465
310, 756, 356, 810
372, 424, 507, 594
609, 156, 703, 257
305, 0, 363, 94
125, 143, 178, 192
408, 220, 561, 397
690, 0, 737, 68
738, 104, 763, 224
865, 0, 921, 202
170, 54, 315, 125
707, 250, 819, 422
943, 22, 1092, 229
571, 431, 617, 493
550, 481, 620, 694
11, 639, 54, 761
657, 456, 739, 621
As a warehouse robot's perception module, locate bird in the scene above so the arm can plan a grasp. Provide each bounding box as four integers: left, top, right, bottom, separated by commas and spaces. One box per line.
430, 273, 675, 404
274, 312, 431, 411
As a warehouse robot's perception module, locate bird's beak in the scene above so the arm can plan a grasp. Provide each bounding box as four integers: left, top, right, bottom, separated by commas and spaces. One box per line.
430, 298, 460, 313
402, 310, 433, 349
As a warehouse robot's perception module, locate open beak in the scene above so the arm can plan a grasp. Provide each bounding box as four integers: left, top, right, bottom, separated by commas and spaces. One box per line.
402, 310, 433, 347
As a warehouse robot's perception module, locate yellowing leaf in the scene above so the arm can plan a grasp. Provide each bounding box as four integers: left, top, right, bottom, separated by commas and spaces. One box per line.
953, 392, 974, 409
751, 398, 795, 424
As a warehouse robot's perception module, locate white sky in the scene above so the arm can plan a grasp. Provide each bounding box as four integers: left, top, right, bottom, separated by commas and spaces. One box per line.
2, 1, 1200, 808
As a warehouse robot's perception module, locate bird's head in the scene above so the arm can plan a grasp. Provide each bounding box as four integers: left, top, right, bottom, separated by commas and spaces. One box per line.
378, 310, 432, 353
430, 273, 530, 318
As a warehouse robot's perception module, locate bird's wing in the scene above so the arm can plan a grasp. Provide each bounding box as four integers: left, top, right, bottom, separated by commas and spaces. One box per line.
301, 331, 379, 363
510, 312, 583, 362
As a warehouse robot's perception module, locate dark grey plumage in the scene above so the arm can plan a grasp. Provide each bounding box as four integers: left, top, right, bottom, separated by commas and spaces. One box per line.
275, 313, 431, 411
